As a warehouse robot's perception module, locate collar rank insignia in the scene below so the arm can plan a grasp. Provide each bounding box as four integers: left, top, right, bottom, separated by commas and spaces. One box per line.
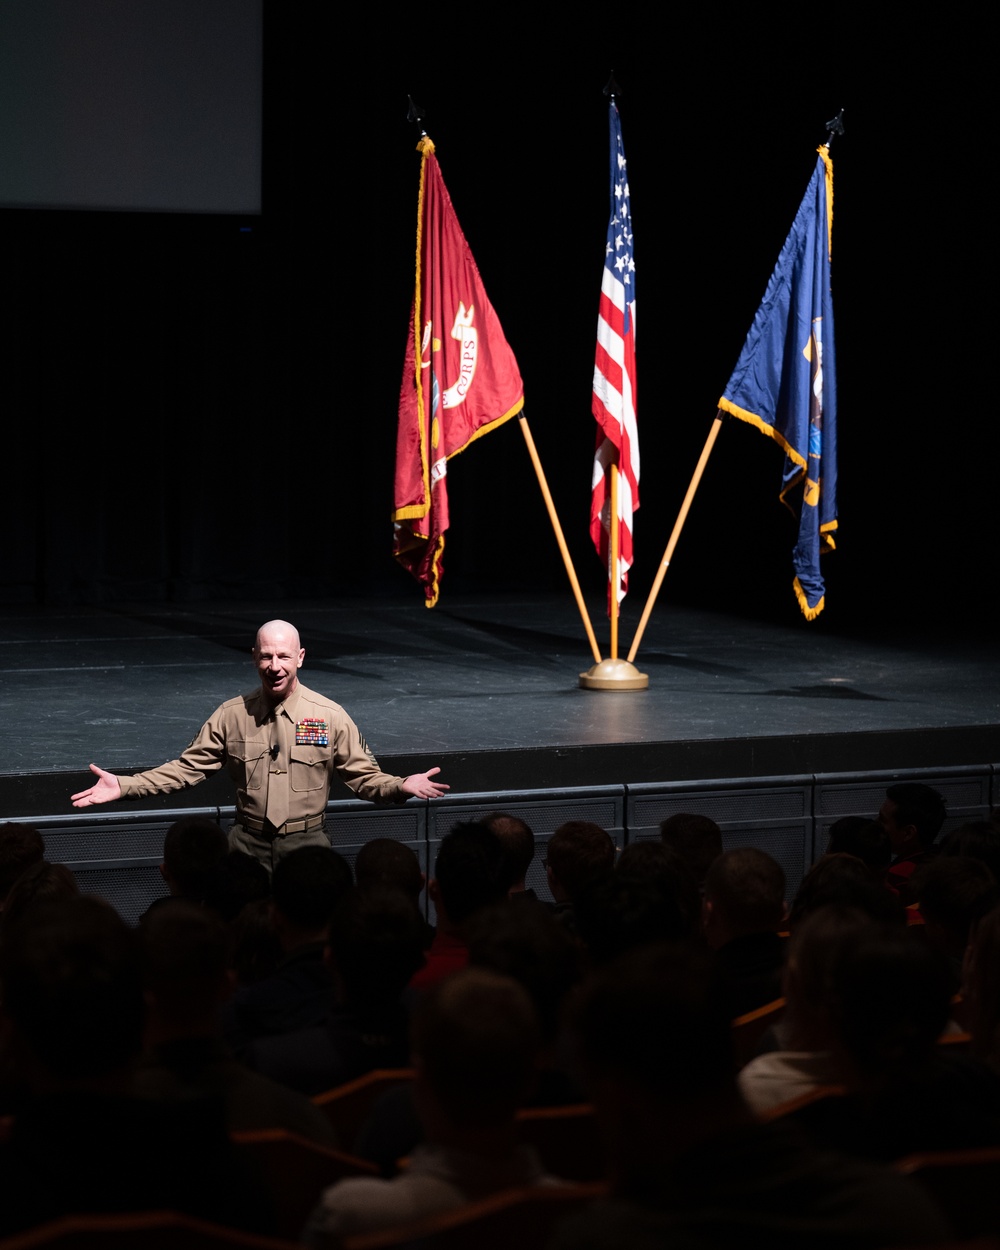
295, 718, 328, 746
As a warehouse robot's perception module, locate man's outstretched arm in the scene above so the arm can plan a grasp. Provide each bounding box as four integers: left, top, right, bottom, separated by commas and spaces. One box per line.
71, 764, 123, 808
400, 767, 449, 800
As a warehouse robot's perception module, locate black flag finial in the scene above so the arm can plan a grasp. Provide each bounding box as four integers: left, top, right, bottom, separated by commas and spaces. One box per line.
407, 95, 426, 134
603, 73, 621, 101
824, 108, 845, 147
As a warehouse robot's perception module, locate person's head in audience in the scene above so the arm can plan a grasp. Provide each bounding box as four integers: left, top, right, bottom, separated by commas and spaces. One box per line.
483, 812, 535, 895
229, 898, 283, 986
355, 838, 425, 907
325, 887, 426, 1019
467, 901, 581, 1047
702, 847, 785, 949
577, 854, 701, 963
429, 822, 506, 934
826, 919, 953, 1087
160, 815, 228, 903
0, 896, 144, 1092
788, 853, 905, 928
0, 823, 45, 909
545, 821, 615, 904
913, 856, 999, 963
270, 846, 353, 952
781, 904, 875, 1052
410, 968, 540, 1142
825, 816, 892, 874
878, 782, 946, 858
570, 943, 738, 1197
941, 821, 1000, 882
206, 850, 270, 923
659, 812, 723, 888
139, 899, 231, 1043
0, 861, 79, 941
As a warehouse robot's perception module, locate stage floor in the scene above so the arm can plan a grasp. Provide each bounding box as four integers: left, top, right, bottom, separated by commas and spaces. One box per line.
2, 593, 998, 818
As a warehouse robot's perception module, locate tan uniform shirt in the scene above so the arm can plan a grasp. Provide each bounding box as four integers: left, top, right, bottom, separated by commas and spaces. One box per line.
117, 683, 404, 822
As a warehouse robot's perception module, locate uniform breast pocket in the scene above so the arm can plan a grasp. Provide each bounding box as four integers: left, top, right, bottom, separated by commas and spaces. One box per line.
227, 739, 271, 792
290, 749, 329, 794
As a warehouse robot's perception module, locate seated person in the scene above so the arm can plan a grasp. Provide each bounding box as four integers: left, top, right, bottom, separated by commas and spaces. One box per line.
303, 968, 559, 1246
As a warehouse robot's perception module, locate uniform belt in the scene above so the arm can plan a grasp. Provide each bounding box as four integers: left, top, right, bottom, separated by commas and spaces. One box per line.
237, 813, 326, 837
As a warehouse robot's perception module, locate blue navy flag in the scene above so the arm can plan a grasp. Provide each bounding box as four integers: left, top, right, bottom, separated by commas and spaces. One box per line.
719, 146, 838, 619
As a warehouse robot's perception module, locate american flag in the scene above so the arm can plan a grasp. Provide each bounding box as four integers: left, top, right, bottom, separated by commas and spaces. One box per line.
590, 101, 638, 610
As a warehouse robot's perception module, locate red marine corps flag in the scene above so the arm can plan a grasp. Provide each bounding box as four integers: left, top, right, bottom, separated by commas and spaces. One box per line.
393, 136, 524, 607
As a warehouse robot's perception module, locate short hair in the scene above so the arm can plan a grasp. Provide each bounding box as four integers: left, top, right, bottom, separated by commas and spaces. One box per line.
789, 853, 905, 928
355, 838, 423, 902
942, 822, 1000, 881
0, 823, 45, 900
825, 817, 892, 873
659, 813, 723, 885
0, 896, 144, 1081
576, 870, 699, 963
572, 943, 733, 1104
0, 861, 79, 939
483, 813, 535, 891
327, 888, 427, 1012
206, 850, 271, 923
433, 823, 507, 925
546, 822, 615, 900
885, 783, 947, 848
914, 857, 999, 948
467, 902, 581, 1043
411, 968, 540, 1127
704, 848, 785, 935
162, 816, 228, 900
271, 846, 353, 932
829, 921, 953, 1078
139, 899, 230, 1020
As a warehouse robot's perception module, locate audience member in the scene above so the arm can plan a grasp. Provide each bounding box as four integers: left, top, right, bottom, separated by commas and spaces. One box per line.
788, 853, 904, 928
545, 821, 615, 937
879, 782, 947, 904
941, 820, 1000, 881
551, 942, 951, 1249
913, 855, 999, 968
223, 845, 352, 1050
0, 861, 79, 942
0, 823, 45, 909
135, 899, 340, 1146
159, 815, 229, 903
577, 843, 700, 962
246, 886, 425, 1095
0, 896, 270, 1236
355, 837, 433, 948
702, 847, 786, 1017
824, 816, 891, 874
303, 969, 558, 1246
409, 823, 507, 990
659, 812, 723, 888
483, 811, 539, 900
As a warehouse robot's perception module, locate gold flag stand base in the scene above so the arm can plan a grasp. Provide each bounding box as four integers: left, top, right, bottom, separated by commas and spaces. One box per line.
578, 658, 649, 691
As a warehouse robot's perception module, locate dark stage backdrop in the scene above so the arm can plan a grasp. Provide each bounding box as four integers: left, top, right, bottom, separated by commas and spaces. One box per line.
3, 12, 989, 632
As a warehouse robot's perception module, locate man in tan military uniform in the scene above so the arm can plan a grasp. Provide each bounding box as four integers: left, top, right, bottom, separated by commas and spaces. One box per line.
71, 620, 448, 869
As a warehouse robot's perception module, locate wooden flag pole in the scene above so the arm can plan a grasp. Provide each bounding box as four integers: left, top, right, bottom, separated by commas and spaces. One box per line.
609, 463, 619, 660
626, 410, 725, 664
517, 415, 603, 667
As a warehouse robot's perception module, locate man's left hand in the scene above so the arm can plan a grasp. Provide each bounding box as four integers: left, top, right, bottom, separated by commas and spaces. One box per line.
401, 767, 450, 799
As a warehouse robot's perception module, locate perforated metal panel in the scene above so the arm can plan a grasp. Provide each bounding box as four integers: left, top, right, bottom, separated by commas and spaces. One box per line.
71, 865, 169, 925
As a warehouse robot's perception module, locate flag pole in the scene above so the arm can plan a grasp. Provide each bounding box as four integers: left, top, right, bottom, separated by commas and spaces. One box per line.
517, 414, 603, 667
626, 410, 725, 664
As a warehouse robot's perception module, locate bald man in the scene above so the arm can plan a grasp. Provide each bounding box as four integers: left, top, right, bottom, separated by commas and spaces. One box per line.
72, 620, 447, 869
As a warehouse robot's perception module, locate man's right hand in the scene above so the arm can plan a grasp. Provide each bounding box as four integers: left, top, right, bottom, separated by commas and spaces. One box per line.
71, 764, 122, 808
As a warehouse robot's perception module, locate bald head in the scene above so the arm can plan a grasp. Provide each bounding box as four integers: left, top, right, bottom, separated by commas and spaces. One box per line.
253, 620, 304, 704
